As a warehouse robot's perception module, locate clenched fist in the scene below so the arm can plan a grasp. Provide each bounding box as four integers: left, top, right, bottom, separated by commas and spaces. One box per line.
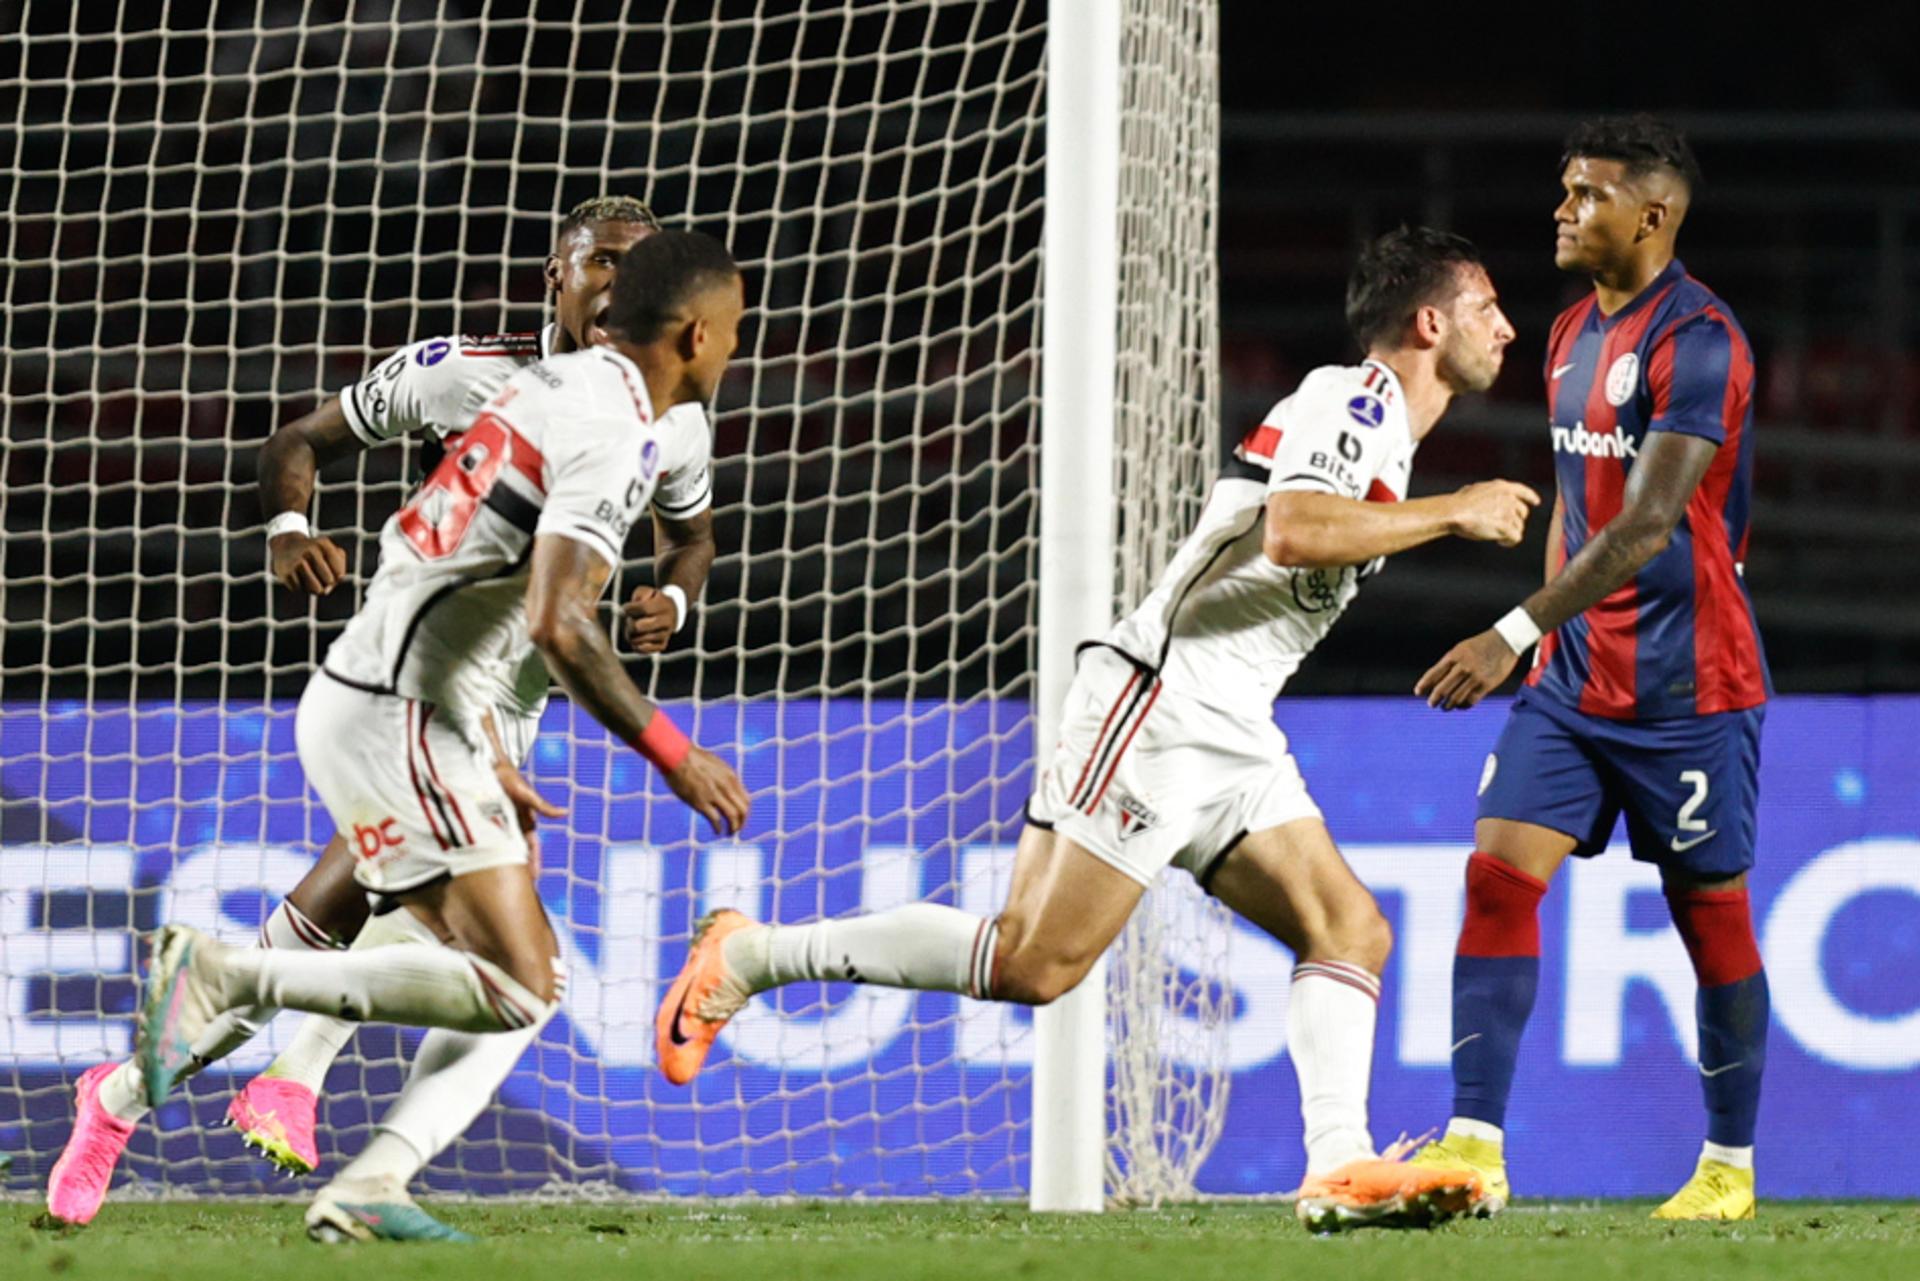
623, 585, 680, 653
271, 531, 349, 595
1448, 480, 1541, 548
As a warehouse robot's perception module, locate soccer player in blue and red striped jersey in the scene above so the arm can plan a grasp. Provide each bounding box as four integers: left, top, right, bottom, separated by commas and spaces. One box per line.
1410, 116, 1770, 1221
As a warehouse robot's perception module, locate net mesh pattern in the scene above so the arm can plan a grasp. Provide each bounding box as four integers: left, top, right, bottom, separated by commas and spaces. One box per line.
0, 0, 1225, 1202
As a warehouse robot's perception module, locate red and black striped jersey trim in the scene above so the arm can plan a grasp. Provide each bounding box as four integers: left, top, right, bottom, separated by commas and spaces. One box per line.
459, 331, 544, 357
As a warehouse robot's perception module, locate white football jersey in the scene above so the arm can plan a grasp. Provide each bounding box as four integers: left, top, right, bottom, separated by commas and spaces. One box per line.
1103, 359, 1417, 716
322, 345, 711, 736
332, 324, 713, 717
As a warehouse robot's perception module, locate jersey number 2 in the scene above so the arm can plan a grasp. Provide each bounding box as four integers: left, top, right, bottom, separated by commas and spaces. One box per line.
1676, 769, 1711, 832
397, 414, 511, 559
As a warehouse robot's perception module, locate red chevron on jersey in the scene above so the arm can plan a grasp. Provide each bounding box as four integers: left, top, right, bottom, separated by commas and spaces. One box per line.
1528, 259, 1770, 720
1234, 422, 1283, 465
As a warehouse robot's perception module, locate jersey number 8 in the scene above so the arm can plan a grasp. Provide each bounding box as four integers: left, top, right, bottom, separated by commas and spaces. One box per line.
397, 414, 512, 559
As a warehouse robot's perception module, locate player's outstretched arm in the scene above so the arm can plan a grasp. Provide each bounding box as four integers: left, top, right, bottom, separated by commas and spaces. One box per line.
624, 508, 716, 652
1264, 481, 1539, 569
525, 532, 749, 834
1416, 431, 1718, 709
257, 397, 360, 594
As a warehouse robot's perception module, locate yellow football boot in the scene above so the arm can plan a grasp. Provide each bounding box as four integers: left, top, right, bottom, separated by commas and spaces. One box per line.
1408, 1131, 1510, 1216
1651, 1158, 1755, 1220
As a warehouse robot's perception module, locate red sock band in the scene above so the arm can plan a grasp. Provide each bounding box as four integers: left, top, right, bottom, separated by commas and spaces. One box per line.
1457, 852, 1548, 958
1666, 886, 1764, 986
632, 710, 691, 775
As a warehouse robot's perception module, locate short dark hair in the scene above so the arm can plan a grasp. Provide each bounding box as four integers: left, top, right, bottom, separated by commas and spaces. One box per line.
1344, 226, 1485, 353
1562, 114, 1702, 193
603, 230, 740, 341
556, 194, 662, 243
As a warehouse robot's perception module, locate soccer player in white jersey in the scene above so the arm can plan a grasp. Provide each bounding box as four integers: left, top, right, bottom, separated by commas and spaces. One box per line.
657, 227, 1537, 1230
43, 198, 711, 1225
131, 230, 752, 1242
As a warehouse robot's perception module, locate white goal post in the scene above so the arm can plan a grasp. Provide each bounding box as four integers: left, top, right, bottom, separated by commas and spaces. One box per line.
0, 0, 1229, 1207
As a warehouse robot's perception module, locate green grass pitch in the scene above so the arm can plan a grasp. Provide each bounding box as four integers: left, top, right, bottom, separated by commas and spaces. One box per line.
9, 1201, 1920, 1281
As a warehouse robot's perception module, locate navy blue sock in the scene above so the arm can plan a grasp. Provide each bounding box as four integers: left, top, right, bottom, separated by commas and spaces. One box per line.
1696, 971, 1769, 1147
1449, 853, 1548, 1131
1451, 954, 1539, 1128
1669, 886, 1768, 1150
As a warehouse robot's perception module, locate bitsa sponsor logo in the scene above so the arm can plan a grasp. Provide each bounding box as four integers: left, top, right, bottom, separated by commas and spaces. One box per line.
1551, 420, 1638, 459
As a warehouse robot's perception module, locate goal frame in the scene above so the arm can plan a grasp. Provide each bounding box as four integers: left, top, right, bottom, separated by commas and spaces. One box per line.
1032, 0, 1121, 1215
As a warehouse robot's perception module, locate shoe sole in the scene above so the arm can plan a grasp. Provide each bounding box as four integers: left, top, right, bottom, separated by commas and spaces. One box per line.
306, 1204, 373, 1244
306, 1198, 475, 1243
1297, 1182, 1479, 1233
230, 1116, 318, 1176
1469, 1190, 1509, 1217
655, 910, 751, 1086
1650, 1206, 1756, 1221
137, 927, 198, 1108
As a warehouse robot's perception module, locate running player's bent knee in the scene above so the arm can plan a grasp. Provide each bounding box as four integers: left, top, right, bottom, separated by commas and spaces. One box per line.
990, 937, 1096, 1006
1342, 902, 1393, 974
463, 952, 561, 1031
1299, 891, 1392, 974
1314, 902, 1390, 974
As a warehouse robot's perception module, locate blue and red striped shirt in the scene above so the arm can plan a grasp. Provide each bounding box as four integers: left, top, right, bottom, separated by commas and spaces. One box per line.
1528, 258, 1770, 720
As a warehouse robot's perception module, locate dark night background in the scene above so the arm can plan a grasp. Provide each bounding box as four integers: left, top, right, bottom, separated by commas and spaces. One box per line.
3, 2, 1917, 703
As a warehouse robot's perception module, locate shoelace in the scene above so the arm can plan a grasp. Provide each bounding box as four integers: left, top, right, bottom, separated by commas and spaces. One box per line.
1378, 1130, 1437, 1164
1691, 1167, 1739, 1201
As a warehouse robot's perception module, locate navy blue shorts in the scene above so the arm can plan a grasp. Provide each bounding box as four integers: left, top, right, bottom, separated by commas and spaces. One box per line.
1475, 686, 1765, 877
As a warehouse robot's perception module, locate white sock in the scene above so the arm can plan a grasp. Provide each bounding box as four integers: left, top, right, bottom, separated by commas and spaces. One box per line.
190, 899, 347, 1066
1289, 961, 1382, 1174
224, 914, 548, 1033
1446, 1116, 1504, 1145
261, 909, 427, 1091
333, 959, 564, 1188
1702, 1140, 1753, 1170
725, 904, 997, 998
96, 1060, 151, 1123
330, 1130, 428, 1190
93, 899, 344, 1123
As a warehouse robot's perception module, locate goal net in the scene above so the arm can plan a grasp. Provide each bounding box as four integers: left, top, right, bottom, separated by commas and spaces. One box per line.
0, 0, 1226, 1202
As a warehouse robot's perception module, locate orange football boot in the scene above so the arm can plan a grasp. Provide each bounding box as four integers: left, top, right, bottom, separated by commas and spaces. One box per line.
655, 909, 758, 1085
1294, 1148, 1484, 1232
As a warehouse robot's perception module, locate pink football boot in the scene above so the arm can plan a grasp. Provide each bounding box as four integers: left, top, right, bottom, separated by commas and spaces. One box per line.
227, 1076, 320, 1175
45, 1063, 137, 1225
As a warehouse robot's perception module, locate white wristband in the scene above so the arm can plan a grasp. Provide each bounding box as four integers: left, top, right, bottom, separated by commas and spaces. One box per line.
266, 511, 311, 541
661, 584, 690, 634
1493, 606, 1543, 656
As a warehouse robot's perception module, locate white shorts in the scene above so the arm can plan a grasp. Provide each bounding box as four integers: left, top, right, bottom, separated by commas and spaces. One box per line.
298, 672, 529, 894
1027, 647, 1322, 887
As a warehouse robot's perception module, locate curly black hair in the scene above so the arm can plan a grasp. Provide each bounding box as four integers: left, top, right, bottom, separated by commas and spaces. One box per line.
556, 195, 662, 242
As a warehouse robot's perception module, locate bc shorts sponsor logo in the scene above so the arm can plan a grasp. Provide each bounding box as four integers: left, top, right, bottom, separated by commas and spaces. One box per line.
415, 339, 453, 367
1604, 352, 1640, 406
350, 818, 404, 859
1551, 420, 1639, 459
1346, 395, 1385, 428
